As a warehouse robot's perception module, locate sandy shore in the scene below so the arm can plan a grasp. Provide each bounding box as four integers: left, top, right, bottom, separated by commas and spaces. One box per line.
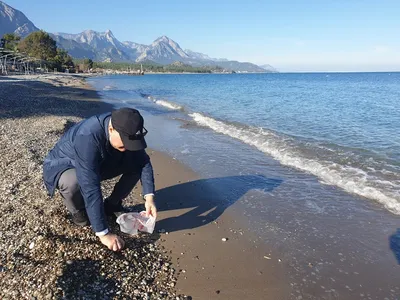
146, 153, 288, 299
0, 74, 286, 299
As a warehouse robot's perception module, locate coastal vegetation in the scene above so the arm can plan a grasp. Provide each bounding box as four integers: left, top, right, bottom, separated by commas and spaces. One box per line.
1, 31, 74, 71
1, 33, 20, 51
76, 60, 225, 73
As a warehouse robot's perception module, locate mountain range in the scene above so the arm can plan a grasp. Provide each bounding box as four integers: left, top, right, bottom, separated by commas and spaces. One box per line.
0, 1, 277, 72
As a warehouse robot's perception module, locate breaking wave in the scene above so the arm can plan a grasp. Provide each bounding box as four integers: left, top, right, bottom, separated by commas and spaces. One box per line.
189, 112, 400, 215
145, 95, 183, 110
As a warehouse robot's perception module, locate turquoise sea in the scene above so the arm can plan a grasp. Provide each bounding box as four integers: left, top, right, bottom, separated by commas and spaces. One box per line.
89, 73, 400, 299
90, 72, 400, 215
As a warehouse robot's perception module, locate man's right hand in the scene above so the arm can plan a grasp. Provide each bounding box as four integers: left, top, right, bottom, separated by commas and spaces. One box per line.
99, 233, 125, 251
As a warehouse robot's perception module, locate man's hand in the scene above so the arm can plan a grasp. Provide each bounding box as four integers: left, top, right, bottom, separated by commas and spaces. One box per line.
99, 233, 125, 251
144, 195, 157, 218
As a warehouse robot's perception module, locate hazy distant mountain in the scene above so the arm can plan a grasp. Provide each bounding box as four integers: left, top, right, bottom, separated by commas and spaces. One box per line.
185, 49, 214, 61
185, 49, 229, 62
1, 1, 275, 72
0, 1, 39, 37
212, 60, 266, 72
184, 49, 266, 72
260, 64, 278, 72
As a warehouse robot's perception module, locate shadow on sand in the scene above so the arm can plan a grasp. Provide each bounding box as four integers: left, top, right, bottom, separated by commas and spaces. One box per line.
131, 175, 283, 233
56, 259, 118, 299
389, 228, 400, 264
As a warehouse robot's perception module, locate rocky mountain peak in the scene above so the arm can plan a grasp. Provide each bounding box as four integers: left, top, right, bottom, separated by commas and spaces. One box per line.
1, 1, 15, 20
0, 1, 39, 37
154, 35, 170, 43
105, 29, 114, 37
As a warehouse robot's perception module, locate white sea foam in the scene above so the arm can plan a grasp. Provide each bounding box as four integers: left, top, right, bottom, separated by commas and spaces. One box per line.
181, 148, 190, 154
0, 79, 27, 82
146, 96, 182, 110
189, 112, 400, 215
103, 85, 115, 90
154, 99, 182, 110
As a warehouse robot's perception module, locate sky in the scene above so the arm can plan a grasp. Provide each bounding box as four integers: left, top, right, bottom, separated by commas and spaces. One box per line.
5, 0, 400, 72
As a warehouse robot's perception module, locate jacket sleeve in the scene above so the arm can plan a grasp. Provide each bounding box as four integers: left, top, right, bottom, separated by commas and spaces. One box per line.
139, 150, 155, 196
74, 134, 108, 233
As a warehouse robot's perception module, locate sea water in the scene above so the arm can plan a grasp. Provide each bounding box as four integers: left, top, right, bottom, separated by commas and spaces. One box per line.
88, 73, 400, 299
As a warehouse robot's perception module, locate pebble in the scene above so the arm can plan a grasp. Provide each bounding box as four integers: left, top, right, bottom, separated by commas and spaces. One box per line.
221, 238, 228, 242
29, 241, 35, 249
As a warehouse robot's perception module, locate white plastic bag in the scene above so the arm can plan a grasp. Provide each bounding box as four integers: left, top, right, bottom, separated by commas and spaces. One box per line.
116, 211, 156, 235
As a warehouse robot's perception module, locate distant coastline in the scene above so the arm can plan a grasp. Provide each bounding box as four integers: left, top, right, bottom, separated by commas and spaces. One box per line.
93, 71, 277, 75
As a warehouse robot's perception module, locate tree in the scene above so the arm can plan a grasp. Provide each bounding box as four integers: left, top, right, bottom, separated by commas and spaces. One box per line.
54, 48, 74, 70
83, 58, 93, 70
1, 33, 21, 51
17, 30, 74, 71
18, 30, 57, 61
75, 58, 93, 72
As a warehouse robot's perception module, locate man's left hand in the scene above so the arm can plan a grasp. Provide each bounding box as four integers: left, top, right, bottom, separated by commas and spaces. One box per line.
144, 195, 157, 218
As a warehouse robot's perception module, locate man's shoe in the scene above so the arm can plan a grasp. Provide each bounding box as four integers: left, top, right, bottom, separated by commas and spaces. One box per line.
71, 210, 89, 227
104, 199, 128, 218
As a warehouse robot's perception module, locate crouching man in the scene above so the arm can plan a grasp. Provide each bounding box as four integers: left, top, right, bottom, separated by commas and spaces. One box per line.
43, 107, 157, 252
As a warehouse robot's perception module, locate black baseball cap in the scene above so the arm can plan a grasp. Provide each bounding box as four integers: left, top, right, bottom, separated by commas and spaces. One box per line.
111, 107, 148, 151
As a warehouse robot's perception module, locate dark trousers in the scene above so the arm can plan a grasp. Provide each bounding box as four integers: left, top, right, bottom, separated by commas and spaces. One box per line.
57, 168, 141, 214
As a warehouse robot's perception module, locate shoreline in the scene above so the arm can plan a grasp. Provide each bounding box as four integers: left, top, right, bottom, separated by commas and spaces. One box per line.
0, 74, 287, 299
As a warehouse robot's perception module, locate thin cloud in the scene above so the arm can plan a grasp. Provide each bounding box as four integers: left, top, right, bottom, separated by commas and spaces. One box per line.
373, 46, 392, 53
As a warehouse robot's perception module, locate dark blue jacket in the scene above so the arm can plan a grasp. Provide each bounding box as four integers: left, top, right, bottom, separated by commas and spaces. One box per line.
43, 112, 155, 232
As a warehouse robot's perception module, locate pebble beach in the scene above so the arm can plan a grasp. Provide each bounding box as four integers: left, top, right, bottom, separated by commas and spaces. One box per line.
0, 74, 285, 300
0, 74, 189, 299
